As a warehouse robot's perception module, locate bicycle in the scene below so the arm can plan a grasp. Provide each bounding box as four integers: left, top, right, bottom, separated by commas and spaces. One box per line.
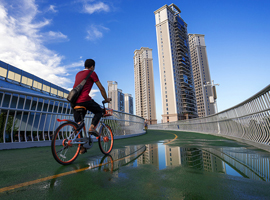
51, 100, 114, 165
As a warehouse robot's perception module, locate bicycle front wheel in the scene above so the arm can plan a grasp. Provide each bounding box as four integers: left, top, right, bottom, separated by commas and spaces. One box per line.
98, 124, 114, 155
51, 122, 81, 165
99, 155, 114, 173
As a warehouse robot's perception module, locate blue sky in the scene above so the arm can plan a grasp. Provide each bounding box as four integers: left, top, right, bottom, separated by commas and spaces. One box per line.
0, 0, 269, 123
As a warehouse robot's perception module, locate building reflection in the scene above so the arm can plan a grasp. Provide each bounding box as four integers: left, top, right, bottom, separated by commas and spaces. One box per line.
137, 144, 159, 166
202, 151, 226, 174
163, 145, 269, 181
112, 144, 226, 175
165, 146, 225, 173
83, 144, 270, 182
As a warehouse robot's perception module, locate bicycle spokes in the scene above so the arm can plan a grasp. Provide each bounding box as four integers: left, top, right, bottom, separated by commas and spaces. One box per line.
51, 122, 81, 165
98, 124, 114, 155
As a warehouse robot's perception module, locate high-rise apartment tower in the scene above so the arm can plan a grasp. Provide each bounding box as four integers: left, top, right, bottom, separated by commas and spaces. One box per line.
189, 34, 215, 117
124, 93, 133, 114
134, 47, 157, 124
107, 81, 125, 112
154, 4, 197, 122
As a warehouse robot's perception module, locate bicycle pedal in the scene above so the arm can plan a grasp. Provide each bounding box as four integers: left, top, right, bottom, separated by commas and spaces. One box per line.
83, 137, 93, 149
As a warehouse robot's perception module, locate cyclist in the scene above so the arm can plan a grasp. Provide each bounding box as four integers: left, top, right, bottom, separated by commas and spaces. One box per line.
72, 59, 111, 154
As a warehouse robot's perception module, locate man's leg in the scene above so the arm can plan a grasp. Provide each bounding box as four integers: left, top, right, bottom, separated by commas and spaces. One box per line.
79, 100, 103, 134
87, 100, 103, 133
74, 101, 96, 154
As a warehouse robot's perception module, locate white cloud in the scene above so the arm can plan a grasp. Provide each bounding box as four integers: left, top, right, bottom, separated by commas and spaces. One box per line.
86, 24, 109, 41
89, 89, 99, 97
47, 31, 67, 39
41, 31, 69, 43
64, 60, 84, 69
48, 5, 57, 13
84, 2, 109, 14
0, 1, 75, 87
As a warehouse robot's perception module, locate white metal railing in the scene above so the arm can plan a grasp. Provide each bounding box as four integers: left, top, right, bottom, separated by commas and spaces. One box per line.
150, 84, 270, 148
0, 87, 145, 146
203, 147, 270, 181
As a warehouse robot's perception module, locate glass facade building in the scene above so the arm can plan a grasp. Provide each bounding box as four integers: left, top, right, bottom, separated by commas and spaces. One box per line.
107, 81, 133, 113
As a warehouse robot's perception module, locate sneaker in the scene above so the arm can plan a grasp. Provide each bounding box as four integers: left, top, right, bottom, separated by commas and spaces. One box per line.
79, 146, 87, 154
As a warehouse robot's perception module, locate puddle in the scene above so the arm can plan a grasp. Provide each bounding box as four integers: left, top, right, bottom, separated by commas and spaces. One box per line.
55, 140, 270, 184
79, 143, 270, 182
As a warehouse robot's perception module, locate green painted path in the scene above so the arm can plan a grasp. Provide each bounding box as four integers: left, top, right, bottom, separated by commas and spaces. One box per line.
1, 130, 270, 200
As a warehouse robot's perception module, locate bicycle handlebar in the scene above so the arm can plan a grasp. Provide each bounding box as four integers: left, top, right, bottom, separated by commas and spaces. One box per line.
102, 98, 112, 111
102, 98, 111, 105
102, 98, 111, 115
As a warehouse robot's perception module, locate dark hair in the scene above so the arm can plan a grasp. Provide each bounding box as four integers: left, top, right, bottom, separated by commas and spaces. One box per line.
85, 59, 95, 68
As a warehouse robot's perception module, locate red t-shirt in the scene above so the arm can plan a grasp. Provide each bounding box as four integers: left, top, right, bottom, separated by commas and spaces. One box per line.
73, 69, 99, 103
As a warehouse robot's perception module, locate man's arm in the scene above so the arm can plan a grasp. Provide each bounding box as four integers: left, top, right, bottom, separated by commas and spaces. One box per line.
95, 81, 111, 102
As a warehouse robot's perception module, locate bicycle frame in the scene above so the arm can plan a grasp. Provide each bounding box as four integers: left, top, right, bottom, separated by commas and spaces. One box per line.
56, 106, 110, 146
56, 119, 86, 145
52, 100, 114, 165
75, 120, 107, 145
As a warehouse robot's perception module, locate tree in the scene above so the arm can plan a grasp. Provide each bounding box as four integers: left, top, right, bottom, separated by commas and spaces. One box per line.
0, 112, 18, 142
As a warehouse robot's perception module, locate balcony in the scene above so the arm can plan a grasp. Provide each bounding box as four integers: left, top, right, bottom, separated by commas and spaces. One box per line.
179, 75, 192, 81
178, 68, 192, 75
181, 91, 195, 96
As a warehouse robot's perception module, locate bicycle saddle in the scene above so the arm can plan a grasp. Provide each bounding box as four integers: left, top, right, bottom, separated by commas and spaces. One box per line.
74, 106, 86, 112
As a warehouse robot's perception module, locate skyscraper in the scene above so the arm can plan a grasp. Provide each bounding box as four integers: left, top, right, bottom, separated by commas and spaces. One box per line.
124, 93, 133, 114
134, 47, 157, 124
107, 81, 125, 112
189, 34, 215, 117
154, 4, 197, 122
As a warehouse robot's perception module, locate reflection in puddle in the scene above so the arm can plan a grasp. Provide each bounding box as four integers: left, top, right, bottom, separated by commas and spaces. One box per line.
105, 144, 270, 182
137, 144, 270, 182
60, 143, 270, 183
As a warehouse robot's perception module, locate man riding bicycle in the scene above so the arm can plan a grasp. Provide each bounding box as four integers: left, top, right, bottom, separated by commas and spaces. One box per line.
72, 59, 111, 154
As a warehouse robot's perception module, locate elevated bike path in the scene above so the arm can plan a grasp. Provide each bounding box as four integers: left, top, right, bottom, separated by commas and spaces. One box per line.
1, 130, 270, 199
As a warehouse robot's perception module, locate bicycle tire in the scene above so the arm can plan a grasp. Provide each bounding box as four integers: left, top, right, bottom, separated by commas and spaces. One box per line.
51, 122, 81, 165
98, 124, 114, 155
98, 155, 114, 173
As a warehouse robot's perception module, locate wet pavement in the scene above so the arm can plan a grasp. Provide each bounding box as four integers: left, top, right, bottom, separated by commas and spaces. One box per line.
1, 130, 270, 199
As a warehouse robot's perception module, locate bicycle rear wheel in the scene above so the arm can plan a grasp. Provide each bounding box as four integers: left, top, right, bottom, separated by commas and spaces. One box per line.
51, 122, 81, 165
98, 124, 114, 155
